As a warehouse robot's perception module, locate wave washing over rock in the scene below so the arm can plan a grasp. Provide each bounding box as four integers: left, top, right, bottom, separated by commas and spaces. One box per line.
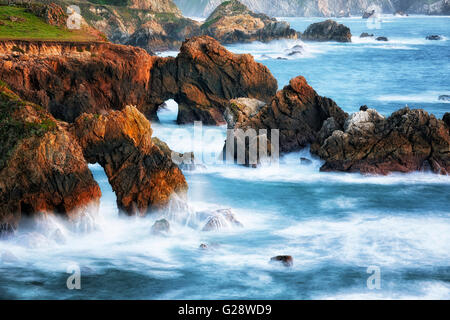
0, 10, 450, 300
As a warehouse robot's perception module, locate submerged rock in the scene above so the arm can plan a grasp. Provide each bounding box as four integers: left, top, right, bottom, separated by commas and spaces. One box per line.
302, 20, 352, 43
202, 209, 243, 232
270, 255, 293, 267
151, 219, 170, 235
1, 250, 19, 263
73, 106, 188, 216
376, 36, 389, 41
201, 0, 298, 44
362, 10, 376, 19
300, 157, 313, 165
438, 95, 450, 101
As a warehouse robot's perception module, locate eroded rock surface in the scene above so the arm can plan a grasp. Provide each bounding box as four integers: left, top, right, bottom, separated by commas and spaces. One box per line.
149, 36, 278, 124
313, 108, 450, 174
201, 0, 298, 44
302, 19, 351, 42
0, 37, 277, 125
0, 85, 101, 230
225, 76, 348, 157
72, 106, 188, 215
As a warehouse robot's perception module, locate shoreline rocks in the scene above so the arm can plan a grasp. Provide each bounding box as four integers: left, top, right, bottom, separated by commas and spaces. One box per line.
72, 106, 188, 216
313, 108, 450, 175
426, 35, 442, 40
201, 0, 298, 44
224, 76, 348, 162
0, 36, 277, 126
270, 255, 293, 267
0, 85, 101, 230
301, 20, 351, 43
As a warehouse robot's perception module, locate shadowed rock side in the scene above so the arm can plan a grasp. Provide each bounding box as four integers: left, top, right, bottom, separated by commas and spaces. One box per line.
225, 75, 450, 175
225, 76, 348, 158
148, 36, 278, 124
201, 0, 298, 44
302, 20, 352, 42
0, 85, 101, 233
0, 37, 277, 125
0, 41, 156, 123
312, 108, 450, 174
72, 106, 188, 216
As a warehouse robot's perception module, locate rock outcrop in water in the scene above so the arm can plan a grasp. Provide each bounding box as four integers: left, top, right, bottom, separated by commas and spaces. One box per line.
301, 20, 352, 43
148, 36, 278, 124
312, 108, 450, 175
0, 85, 101, 231
200, 0, 298, 44
225, 74, 450, 175
225, 76, 348, 159
0, 37, 277, 125
72, 105, 188, 216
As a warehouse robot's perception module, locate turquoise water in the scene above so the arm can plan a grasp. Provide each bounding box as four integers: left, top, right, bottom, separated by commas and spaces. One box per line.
0, 16, 449, 299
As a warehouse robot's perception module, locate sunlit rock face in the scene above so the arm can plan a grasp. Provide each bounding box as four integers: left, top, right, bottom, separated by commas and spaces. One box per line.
72, 106, 188, 216
0, 36, 277, 126
0, 85, 101, 231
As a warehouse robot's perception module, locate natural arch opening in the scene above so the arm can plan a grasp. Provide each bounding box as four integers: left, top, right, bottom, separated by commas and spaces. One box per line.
157, 99, 179, 124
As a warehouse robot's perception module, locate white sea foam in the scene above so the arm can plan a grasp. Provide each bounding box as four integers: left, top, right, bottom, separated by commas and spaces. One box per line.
377, 92, 450, 104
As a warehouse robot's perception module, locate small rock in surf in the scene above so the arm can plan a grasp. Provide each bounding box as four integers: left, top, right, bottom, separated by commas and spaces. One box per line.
270, 255, 294, 267
426, 35, 442, 41
151, 219, 170, 235
360, 32, 374, 38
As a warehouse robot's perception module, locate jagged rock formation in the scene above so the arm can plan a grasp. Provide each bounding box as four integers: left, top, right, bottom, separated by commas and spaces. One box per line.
302, 20, 352, 42
0, 40, 156, 123
225, 75, 450, 175
200, 0, 298, 44
72, 105, 188, 215
224, 76, 348, 164
148, 36, 278, 124
41, 0, 199, 51
312, 108, 450, 174
0, 84, 102, 232
26, 2, 68, 27
0, 37, 277, 125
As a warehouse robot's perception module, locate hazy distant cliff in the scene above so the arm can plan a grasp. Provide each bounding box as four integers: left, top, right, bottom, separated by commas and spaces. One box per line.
174, 0, 448, 17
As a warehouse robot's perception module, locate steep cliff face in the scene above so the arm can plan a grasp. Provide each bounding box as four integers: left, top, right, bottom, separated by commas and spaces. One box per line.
0, 40, 156, 123
44, 0, 199, 51
0, 37, 277, 125
0, 84, 102, 232
175, 0, 444, 17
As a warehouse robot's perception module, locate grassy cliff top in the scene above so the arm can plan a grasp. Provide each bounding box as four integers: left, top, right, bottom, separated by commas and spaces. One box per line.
0, 6, 102, 41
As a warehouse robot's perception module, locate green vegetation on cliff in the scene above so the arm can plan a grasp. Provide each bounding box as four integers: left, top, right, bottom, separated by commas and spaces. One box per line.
0, 83, 57, 170
0, 6, 100, 41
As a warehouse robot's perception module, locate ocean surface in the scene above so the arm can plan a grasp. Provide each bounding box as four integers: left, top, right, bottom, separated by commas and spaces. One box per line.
1, 15, 449, 300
